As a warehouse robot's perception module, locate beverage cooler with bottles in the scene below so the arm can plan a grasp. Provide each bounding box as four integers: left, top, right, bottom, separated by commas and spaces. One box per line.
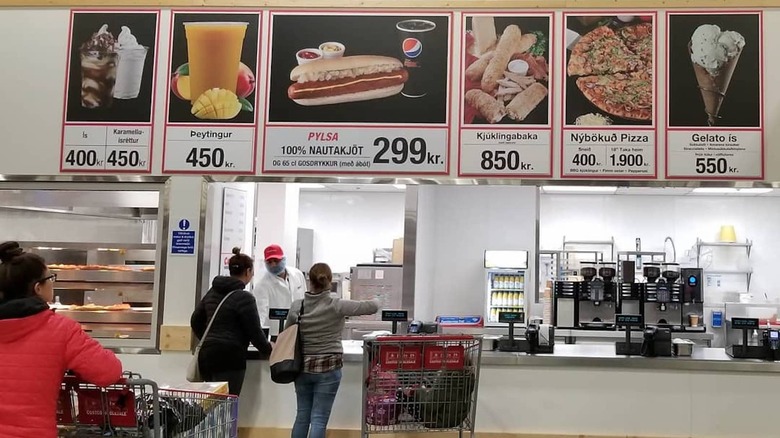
484, 250, 529, 326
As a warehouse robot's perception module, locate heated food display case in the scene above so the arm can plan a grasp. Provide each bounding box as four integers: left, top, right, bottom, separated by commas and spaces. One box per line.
27, 242, 157, 341
0, 185, 164, 350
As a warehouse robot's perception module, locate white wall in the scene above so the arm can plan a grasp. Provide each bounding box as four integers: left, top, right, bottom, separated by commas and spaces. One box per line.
540, 194, 780, 302
254, 183, 300, 270
298, 191, 405, 273
414, 185, 539, 321
163, 177, 206, 326
414, 187, 437, 321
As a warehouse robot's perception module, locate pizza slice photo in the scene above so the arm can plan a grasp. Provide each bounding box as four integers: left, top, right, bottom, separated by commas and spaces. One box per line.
565, 15, 654, 126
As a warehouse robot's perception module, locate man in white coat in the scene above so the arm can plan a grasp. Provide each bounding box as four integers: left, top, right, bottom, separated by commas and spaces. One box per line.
254, 244, 307, 336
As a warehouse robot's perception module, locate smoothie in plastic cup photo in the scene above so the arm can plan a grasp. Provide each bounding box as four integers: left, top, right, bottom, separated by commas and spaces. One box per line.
183, 22, 248, 102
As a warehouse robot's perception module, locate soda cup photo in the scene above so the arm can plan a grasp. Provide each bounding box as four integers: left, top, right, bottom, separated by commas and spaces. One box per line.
396, 19, 436, 98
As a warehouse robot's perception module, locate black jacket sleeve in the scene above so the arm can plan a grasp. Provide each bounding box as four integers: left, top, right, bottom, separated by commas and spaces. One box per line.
190, 298, 207, 340
237, 292, 273, 355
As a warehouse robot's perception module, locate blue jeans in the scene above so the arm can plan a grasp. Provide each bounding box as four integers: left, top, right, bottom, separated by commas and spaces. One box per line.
292, 369, 342, 438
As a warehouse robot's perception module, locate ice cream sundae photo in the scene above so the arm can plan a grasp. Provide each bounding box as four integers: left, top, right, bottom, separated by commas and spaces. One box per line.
689, 24, 745, 126
79, 24, 148, 109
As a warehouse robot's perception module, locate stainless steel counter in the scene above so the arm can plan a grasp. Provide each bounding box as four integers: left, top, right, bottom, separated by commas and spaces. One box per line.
554, 329, 715, 346
334, 340, 780, 373
491, 344, 780, 373
251, 340, 780, 372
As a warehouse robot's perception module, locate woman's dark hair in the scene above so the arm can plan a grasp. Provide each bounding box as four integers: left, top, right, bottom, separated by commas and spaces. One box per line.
309, 263, 332, 293
0, 241, 48, 301
228, 247, 253, 277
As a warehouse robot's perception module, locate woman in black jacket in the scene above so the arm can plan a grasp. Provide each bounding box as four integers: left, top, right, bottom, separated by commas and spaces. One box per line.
190, 247, 273, 396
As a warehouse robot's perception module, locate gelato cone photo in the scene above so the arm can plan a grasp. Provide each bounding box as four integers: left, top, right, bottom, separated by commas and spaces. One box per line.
689, 24, 745, 126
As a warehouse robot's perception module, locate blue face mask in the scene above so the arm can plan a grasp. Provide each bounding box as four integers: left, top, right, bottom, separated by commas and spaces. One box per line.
266, 258, 286, 276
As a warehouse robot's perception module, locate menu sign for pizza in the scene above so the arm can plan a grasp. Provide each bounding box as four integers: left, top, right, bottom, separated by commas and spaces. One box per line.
560, 13, 657, 178
458, 13, 554, 177
60, 10, 160, 173
665, 12, 763, 180
262, 12, 451, 175
162, 11, 261, 174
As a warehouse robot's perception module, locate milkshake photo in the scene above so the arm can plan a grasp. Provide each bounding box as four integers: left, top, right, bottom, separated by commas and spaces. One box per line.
65, 12, 159, 123
114, 26, 149, 100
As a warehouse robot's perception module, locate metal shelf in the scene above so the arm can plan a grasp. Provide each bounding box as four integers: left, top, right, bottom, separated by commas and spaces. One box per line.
490, 288, 524, 292
618, 251, 667, 257
52, 269, 154, 284
705, 270, 753, 275
57, 309, 153, 324
704, 270, 753, 291
696, 238, 753, 257
695, 238, 753, 292
563, 240, 615, 246
19, 241, 156, 251
698, 240, 752, 247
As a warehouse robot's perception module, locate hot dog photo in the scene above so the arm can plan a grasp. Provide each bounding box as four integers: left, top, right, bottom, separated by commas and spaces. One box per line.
266, 13, 450, 124
463, 15, 551, 126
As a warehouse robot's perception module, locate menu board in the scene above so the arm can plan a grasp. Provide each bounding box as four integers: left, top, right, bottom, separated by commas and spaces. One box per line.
219, 187, 248, 275
162, 11, 261, 174
560, 13, 657, 178
51, 9, 769, 181
666, 11, 763, 180
262, 12, 452, 175
60, 10, 160, 173
458, 13, 554, 177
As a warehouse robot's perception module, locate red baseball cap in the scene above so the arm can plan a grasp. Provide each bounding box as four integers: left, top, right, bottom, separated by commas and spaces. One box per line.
264, 244, 284, 261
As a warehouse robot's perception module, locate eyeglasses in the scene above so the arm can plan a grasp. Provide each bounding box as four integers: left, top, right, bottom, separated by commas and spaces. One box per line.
38, 274, 57, 283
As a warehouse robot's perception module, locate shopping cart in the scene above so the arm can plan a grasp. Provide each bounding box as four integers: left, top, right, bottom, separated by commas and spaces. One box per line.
57, 372, 239, 438
157, 387, 239, 437
361, 334, 483, 438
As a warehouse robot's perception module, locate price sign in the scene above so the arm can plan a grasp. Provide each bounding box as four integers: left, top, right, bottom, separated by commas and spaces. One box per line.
616, 314, 644, 327
731, 317, 759, 330
459, 130, 551, 176
498, 311, 524, 323
382, 310, 409, 322
164, 127, 255, 173
263, 127, 448, 174
269, 308, 290, 320
666, 131, 762, 179
562, 129, 655, 177
61, 126, 151, 172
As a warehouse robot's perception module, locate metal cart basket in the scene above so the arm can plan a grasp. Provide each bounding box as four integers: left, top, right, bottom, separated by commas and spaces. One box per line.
361, 335, 483, 438
57, 372, 239, 438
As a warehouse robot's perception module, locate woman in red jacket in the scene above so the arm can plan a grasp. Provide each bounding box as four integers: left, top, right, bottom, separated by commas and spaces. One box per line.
0, 241, 123, 438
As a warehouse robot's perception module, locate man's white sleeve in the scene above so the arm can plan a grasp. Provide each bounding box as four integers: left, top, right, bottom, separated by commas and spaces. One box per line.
254, 282, 270, 327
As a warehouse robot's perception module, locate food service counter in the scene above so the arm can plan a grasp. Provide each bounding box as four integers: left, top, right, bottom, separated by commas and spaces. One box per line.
250, 339, 780, 372
237, 339, 780, 437
555, 328, 715, 346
